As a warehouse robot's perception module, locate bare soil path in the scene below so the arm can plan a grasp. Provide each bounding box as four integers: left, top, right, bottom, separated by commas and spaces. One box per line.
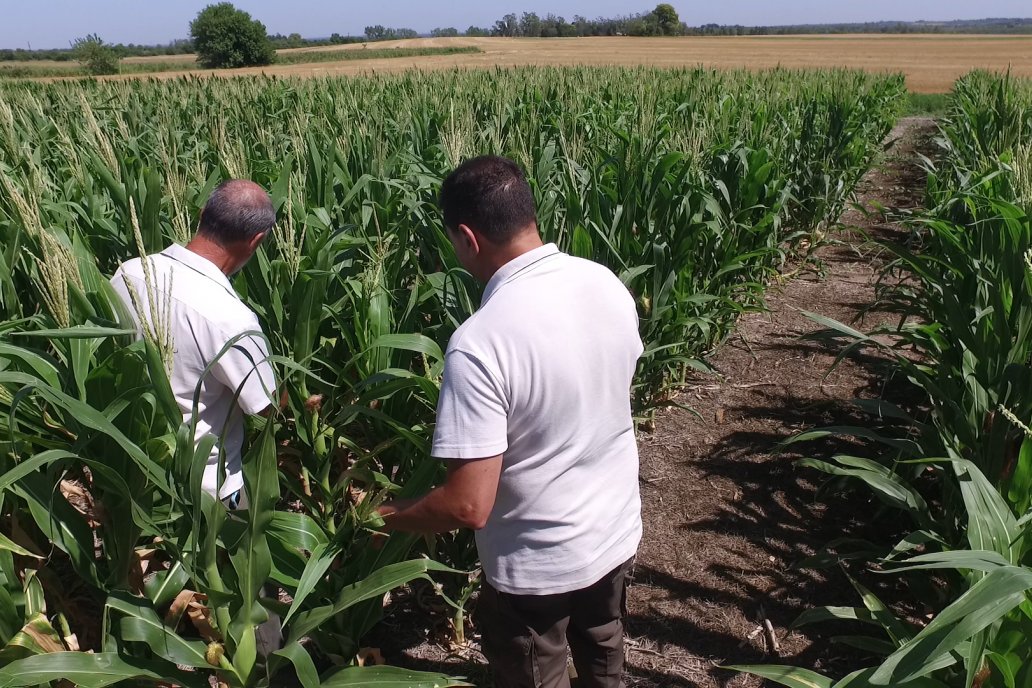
626, 116, 936, 686
378, 116, 938, 687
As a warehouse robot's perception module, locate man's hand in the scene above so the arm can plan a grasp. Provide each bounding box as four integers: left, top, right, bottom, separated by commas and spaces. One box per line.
304, 394, 324, 413
257, 389, 289, 419
370, 498, 417, 548
376, 498, 416, 520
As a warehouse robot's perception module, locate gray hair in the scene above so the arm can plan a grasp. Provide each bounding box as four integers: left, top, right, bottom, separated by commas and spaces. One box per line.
197, 179, 276, 245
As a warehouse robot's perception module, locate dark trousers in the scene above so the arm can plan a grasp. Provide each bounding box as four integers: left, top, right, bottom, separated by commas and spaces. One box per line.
477, 557, 634, 688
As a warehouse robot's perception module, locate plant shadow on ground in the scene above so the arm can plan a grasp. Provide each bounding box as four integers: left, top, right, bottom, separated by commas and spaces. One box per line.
371, 118, 939, 688
626, 357, 924, 687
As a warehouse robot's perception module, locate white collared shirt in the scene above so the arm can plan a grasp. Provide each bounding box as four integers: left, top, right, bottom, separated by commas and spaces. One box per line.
111, 244, 276, 498
432, 244, 644, 595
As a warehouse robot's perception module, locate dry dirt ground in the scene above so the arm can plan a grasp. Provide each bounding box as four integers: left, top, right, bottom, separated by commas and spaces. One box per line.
34, 35, 1032, 92
623, 116, 935, 687
373, 117, 938, 687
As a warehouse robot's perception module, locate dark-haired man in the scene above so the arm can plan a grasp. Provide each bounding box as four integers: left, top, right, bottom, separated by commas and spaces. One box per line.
379, 157, 643, 688
111, 179, 277, 505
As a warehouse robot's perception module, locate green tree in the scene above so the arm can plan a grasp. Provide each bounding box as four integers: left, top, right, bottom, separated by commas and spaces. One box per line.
519, 12, 542, 37
493, 13, 519, 37
189, 2, 274, 69
627, 17, 655, 36
651, 3, 683, 35
72, 33, 119, 75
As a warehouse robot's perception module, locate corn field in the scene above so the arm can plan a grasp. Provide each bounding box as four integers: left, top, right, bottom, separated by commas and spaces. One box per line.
733, 71, 1032, 688
0, 67, 903, 686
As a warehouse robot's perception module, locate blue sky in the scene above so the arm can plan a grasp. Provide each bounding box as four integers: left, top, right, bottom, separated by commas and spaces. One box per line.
2, 1, 1031, 49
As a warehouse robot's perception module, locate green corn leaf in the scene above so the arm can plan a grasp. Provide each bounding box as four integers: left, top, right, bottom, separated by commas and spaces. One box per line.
792, 606, 878, 629
319, 665, 473, 687
106, 592, 211, 671
228, 418, 279, 683
846, 574, 915, 647
13, 474, 100, 587
281, 543, 340, 627
271, 641, 320, 688
269, 511, 329, 552
884, 550, 1012, 574
950, 459, 1020, 561
0, 532, 41, 560
832, 635, 898, 656
144, 562, 190, 608
369, 334, 444, 365
0, 613, 65, 663
289, 559, 462, 641
0, 651, 203, 688
871, 565, 1032, 684
832, 667, 951, 687
0, 343, 60, 389
722, 664, 834, 688
11, 326, 135, 340
0, 449, 77, 493
0, 372, 172, 495
144, 338, 180, 427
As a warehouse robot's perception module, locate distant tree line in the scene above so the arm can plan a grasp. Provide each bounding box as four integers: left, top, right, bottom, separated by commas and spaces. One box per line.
688, 17, 1032, 35
1, 3, 684, 63
8, 6, 1032, 65
463, 4, 684, 38
0, 40, 193, 62
363, 26, 419, 41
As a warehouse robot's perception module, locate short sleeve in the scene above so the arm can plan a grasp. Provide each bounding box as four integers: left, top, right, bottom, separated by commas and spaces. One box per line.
210, 321, 277, 416
431, 349, 508, 460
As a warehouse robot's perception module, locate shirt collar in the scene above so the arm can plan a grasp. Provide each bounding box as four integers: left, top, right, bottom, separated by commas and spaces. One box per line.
481, 243, 561, 305
160, 243, 237, 296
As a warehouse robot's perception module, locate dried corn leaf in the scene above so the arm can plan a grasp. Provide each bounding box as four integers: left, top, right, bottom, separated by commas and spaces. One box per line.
166, 589, 221, 642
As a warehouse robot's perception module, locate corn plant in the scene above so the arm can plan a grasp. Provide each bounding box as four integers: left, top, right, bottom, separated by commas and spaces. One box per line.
0, 224, 469, 685
729, 72, 1032, 688
0, 66, 903, 680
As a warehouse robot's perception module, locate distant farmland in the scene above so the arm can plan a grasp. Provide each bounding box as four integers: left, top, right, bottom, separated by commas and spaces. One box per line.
11, 35, 1032, 92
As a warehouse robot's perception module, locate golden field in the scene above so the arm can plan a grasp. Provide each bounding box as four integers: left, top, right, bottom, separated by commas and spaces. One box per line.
20, 34, 1032, 92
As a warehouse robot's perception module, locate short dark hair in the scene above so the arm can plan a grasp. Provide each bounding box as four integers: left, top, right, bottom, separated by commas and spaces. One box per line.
197, 179, 276, 245
439, 156, 537, 244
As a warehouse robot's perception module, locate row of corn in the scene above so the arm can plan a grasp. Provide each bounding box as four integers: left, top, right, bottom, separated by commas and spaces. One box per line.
734, 71, 1032, 688
0, 67, 903, 686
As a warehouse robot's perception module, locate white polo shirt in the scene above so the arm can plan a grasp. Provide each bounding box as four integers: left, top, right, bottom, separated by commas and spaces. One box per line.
111, 244, 276, 499
432, 243, 644, 595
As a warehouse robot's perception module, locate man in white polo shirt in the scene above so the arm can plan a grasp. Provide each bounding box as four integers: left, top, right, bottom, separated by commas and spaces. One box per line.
111, 179, 278, 505
379, 156, 643, 688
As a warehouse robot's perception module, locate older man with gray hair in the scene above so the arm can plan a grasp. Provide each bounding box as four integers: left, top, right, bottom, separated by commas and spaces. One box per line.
111, 179, 278, 507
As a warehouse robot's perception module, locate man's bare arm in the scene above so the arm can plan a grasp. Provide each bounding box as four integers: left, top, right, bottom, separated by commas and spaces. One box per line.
257, 390, 320, 418
378, 455, 503, 534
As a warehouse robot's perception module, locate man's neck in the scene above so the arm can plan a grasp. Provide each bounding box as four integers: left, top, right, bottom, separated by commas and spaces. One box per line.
480, 231, 545, 283
185, 235, 236, 276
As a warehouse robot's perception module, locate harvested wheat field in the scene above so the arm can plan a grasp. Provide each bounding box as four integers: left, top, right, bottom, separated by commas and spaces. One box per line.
94, 34, 1032, 92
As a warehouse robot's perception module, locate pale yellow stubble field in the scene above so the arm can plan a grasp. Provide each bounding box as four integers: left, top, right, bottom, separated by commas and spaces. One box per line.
49, 35, 1032, 92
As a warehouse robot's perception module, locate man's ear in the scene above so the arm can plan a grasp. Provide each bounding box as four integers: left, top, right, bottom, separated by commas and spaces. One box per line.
457, 224, 480, 255
247, 229, 270, 254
